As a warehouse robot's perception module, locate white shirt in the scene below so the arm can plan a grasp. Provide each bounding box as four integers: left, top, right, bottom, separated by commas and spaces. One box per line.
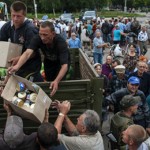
59, 131, 104, 150
60, 23, 66, 32
81, 28, 90, 42
0, 21, 6, 30
54, 23, 61, 34
138, 31, 148, 41
76, 22, 80, 28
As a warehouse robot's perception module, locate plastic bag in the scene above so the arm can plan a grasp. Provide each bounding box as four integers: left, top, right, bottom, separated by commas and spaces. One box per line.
85, 30, 89, 37
114, 44, 122, 57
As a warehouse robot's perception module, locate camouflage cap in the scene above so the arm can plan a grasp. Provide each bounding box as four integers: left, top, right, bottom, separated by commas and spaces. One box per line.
120, 95, 141, 109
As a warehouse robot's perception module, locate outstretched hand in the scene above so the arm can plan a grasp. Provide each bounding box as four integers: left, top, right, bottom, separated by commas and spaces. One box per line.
7, 65, 19, 75
51, 100, 71, 115
49, 80, 58, 97
8, 56, 20, 66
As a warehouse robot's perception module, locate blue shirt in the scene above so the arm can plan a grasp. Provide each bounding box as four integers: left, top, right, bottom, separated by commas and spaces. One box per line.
118, 22, 126, 31
87, 24, 93, 34
68, 38, 81, 48
113, 29, 121, 41
93, 37, 104, 54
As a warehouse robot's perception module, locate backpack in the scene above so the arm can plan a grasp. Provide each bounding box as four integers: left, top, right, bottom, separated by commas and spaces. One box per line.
101, 23, 109, 34
85, 29, 89, 37
131, 21, 140, 32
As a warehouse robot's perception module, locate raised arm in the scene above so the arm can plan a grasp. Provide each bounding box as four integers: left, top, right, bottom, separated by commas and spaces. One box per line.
64, 116, 79, 136
54, 100, 71, 134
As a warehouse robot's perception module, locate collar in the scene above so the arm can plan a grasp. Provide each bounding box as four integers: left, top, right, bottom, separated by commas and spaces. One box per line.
79, 131, 98, 137
11, 18, 27, 27
126, 88, 137, 95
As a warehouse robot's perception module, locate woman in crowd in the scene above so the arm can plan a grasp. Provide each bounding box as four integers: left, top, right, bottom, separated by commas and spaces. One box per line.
81, 25, 91, 49
94, 63, 109, 96
123, 44, 139, 73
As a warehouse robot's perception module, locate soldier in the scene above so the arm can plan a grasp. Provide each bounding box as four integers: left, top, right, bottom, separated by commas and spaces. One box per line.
110, 95, 140, 150
105, 76, 150, 129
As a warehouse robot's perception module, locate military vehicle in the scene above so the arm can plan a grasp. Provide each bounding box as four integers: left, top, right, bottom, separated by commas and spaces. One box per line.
0, 48, 103, 133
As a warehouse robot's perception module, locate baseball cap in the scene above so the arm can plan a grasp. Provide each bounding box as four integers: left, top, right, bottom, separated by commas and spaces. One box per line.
120, 95, 141, 108
4, 115, 24, 148
128, 76, 140, 85
114, 65, 125, 74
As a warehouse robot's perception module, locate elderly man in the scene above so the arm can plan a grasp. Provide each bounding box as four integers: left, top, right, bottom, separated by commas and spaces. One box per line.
129, 61, 150, 97
93, 31, 109, 65
8, 21, 70, 96
102, 55, 112, 77
122, 125, 149, 150
109, 65, 128, 93
138, 26, 148, 55
110, 95, 140, 150
105, 76, 150, 129
53, 100, 104, 150
68, 32, 81, 48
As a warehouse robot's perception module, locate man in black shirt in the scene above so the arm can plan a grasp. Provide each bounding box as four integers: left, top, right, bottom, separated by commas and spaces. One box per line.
105, 76, 150, 129
129, 61, 150, 97
8, 21, 70, 96
0, 1, 42, 82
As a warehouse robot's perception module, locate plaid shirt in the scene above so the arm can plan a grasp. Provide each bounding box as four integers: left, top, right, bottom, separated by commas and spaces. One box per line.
109, 74, 128, 94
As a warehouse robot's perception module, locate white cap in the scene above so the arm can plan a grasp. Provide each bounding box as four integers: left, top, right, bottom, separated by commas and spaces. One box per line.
93, 63, 101, 68
114, 65, 125, 74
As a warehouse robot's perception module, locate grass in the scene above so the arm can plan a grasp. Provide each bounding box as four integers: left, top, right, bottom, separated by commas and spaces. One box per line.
27, 10, 145, 19
98, 10, 145, 18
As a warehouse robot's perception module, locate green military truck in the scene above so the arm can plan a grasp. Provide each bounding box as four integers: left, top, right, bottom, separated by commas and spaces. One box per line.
0, 48, 103, 133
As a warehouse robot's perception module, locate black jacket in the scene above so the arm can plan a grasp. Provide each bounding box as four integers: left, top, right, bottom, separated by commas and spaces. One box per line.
0, 19, 41, 78
129, 71, 150, 97
105, 88, 150, 128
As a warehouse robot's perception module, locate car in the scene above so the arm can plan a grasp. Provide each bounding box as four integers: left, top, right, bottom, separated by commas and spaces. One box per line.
82, 11, 97, 21
59, 13, 75, 23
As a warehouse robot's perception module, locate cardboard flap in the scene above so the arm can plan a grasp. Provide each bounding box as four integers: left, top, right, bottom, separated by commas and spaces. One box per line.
0, 42, 22, 68
7, 101, 40, 123
14, 75, 36, 92
0, 42, 9, 67
33, 88, 52, 122
1, 75, 17, 101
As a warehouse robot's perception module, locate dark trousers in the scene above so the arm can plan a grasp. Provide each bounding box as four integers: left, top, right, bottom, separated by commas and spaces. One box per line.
139, 41, 147, 55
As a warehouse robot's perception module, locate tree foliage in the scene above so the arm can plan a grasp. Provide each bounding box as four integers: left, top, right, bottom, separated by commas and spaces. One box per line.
2, 0, 150, 13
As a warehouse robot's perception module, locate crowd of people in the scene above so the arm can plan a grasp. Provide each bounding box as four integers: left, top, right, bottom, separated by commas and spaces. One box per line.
93, 55, 150, 149
0, 0, 150, 150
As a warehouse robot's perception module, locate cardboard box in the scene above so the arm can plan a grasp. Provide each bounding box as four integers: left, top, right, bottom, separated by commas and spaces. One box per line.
1, 75, 52, 123
0, 41, 22, 68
